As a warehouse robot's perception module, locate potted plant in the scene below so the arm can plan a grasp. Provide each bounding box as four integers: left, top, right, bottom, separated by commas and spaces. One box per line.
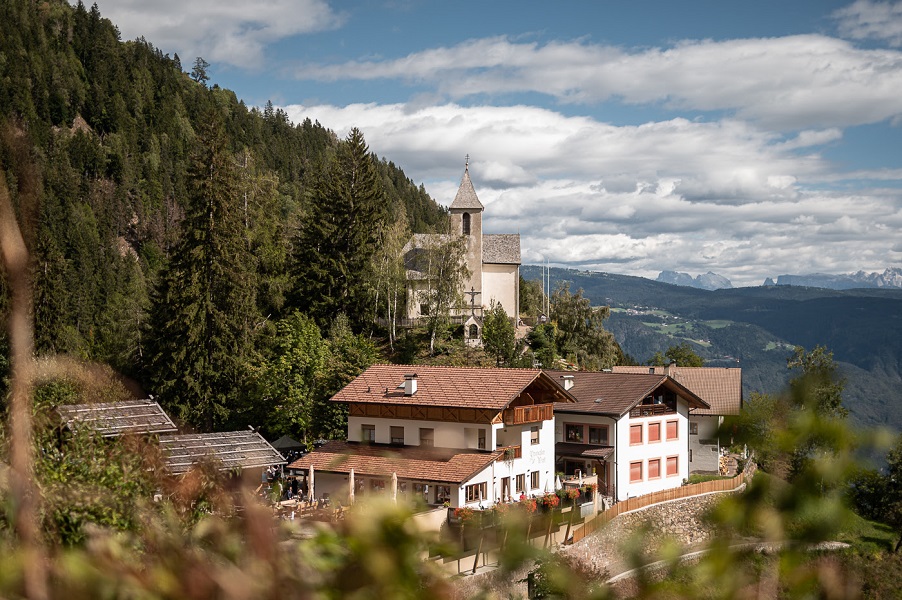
564, 488, 581, 503
540, 493, 560, 511
453, 506, 475, 523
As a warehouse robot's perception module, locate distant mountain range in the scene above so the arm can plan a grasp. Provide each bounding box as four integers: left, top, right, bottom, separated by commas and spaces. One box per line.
763, 268, 902, 290
657, 268, 902, 291
523, 265, 902, 434
657, 271, 733, 290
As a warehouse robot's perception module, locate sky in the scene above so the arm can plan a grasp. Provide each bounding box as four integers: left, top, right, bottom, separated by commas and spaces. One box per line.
91, 0, 902, 287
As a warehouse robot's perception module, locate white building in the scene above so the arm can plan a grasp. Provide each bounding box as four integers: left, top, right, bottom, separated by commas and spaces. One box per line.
403, 164, 520, 331
548, 370, 709, 502
288, 364, 575, 508
612, 365, 742, 473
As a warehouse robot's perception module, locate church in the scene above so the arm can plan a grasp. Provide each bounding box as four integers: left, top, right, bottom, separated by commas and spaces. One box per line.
403, 163, 521, 337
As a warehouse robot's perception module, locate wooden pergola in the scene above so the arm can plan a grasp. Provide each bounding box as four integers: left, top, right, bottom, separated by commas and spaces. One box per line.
56, 400, 178, 437
159, 431, 286, 475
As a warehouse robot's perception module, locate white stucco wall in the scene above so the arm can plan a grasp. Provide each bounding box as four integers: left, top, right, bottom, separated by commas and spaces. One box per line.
614, 402, 690, 502
482, 263, 519, 318
348, 416, 492, 450
689, 414, 722, 473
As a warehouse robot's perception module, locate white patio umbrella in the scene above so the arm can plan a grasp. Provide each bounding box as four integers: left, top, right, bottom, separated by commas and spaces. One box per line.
308, 465, 315, 503
579, 472, 583, 487
349, 468, 355, 505
555, 474, 562, 491
391, 472, 398, 503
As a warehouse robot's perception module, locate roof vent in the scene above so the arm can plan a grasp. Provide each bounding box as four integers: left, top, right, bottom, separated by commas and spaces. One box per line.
403, 373, 418, 396
560, 374, 574, 391
594, 398, 602, 404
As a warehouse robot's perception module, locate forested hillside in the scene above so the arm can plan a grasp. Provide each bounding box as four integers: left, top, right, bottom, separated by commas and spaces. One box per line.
522, 266, 902, 432
0, 0, 446, 435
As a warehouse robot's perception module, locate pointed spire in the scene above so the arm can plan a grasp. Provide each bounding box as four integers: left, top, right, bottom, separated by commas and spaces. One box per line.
450, 158, 484, 210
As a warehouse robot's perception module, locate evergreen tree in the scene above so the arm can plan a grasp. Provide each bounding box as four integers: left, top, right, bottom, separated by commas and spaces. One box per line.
550, 283, 621, 370
482, 302, 519, 366
146, 108, 258, 431
292, 128, 388, 329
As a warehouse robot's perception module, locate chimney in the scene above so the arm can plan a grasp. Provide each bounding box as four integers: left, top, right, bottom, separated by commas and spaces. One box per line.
403, 373, 418, 396
666, 362, 676, 377
560, 374, 574, 391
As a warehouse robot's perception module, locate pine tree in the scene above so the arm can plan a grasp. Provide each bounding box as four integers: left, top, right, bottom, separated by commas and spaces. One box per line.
292, 128, 388, 329
146, 108, 258, 431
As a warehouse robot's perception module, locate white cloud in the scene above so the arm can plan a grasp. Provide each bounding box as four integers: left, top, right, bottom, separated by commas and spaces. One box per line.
291, 34, 902, 130
89, 0, 344, 68
281, 102, 901, 286
834, 0, 902, 46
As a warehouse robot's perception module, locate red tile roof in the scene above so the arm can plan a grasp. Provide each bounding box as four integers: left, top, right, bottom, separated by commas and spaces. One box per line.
331, 364, 574, 410
287, 441, 500, 484
545, 370, 709, 416
611, 366, 741, 415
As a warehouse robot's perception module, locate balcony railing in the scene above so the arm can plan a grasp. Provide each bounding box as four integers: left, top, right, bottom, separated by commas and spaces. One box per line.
496, 445, 522, 461
629, 404, 676, 418
502, 404, 554, 425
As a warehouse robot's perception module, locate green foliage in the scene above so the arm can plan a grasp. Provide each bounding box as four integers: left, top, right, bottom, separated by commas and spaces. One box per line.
292, 128, 389, 331
549, 284, 622, 370
648, 342, 704, 367
409, 234, 470, 355
519, 275, 545, 319
527, 322, 558, 369
787, 344, 848, 419
482, 302, 520, 366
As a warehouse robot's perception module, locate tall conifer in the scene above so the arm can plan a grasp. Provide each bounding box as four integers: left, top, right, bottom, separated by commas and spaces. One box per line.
147, 108, 258, 431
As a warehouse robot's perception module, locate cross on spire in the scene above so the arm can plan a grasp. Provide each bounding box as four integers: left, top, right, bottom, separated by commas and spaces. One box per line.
465, 154, 469, 170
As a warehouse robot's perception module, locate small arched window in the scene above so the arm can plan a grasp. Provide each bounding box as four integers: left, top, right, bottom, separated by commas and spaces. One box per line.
462, 212, 471, 235
469, 324, 479, 339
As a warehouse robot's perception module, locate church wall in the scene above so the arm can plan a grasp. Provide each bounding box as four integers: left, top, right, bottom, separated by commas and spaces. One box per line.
482, 263, 519, 318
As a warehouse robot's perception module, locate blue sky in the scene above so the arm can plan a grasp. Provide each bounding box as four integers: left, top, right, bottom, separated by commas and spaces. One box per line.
93, 0, 902, 286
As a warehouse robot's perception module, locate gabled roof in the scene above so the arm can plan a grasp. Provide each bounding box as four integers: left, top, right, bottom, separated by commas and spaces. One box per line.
56, 400, 178, 437
288, 440, 500, 485
545, 370, 709, 417
483, 234, 521, 265
160, 431, 285, 475
449, 167, 484, 210
331, 364, 575, 411
611, 366, 741, 416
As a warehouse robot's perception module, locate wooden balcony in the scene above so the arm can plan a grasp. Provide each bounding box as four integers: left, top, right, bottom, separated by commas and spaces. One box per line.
502, 403, 554, 425
496, 445, 522, 461
629, 403, 676, 418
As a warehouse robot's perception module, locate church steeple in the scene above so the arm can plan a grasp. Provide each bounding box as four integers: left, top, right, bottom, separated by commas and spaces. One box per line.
449, 159, 484, 211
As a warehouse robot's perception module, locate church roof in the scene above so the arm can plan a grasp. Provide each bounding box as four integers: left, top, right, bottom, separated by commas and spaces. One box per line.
449, 167, 484, 210
483, 234, 521, 264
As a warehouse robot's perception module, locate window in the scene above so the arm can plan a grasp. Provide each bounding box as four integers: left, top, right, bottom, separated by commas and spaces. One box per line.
462, 212, 471, 235
468, 323, 478, 338
630, 424, 643, 445
500, 477, 511, 500
419, 428, 434, 447
630, 461, 643, 483
530, 471, 540, 490
420, 303, 430, 316
689, 422, 699, 435
648, 458, 661, 479
666, 420, 678, 440
565, 424, 584, 442
436, 485, 450, 504
361, 424, 375, 443
516, 474, 526, 493
478, 429, 486, 450
666, 456, 679, 476
531, 426, 540, 445
465, 482, 487, 503
390, 426, 405, 445
588, 426, 608, 445
648, 422, 661, 443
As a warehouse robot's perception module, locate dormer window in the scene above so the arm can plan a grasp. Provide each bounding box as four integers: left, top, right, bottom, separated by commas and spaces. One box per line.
462, 212, 471, 235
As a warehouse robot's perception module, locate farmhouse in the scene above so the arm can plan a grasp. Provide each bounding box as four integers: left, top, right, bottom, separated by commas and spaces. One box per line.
288, 364, 575, 508
612, 365, 742, 473
548, 371, 709, 502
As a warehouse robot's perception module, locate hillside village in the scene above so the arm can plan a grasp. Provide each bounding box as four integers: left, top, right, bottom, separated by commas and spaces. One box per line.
2, 1, 902, 598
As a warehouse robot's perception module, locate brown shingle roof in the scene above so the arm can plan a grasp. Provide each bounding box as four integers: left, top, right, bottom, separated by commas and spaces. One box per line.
555, 443, 614, 460
483, 234, 521, 264
449, 167, 484, 210
57, 400, 178, 437
288, 441, 500, 484
546, 370, 709, 416
332, 364, 574, 410
160, 431, 285, 475
611, 366, 741, 416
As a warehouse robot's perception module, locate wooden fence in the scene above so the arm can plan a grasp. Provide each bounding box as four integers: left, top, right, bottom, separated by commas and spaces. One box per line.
568, 465, 755, 545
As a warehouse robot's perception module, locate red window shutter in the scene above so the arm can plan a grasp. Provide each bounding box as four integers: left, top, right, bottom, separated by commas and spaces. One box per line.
648, 459, 660, 478
667, 456, 678, 476
666, 421, 678, 440
630, 461, 642, 482
630, 424, 642, 444
649, 422, 661, 442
